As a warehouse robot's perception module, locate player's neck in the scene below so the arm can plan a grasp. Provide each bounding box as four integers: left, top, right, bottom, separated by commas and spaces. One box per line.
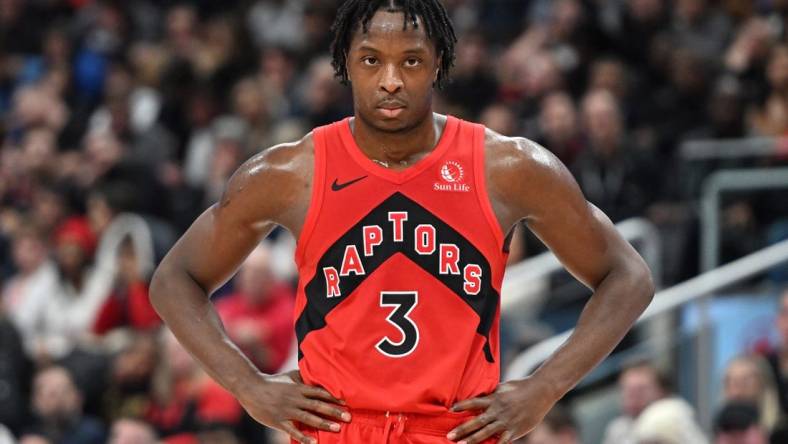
350, 112, 444, 168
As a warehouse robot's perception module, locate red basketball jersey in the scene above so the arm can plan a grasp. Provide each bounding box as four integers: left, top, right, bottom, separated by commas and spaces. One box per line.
294, 115, 508, 414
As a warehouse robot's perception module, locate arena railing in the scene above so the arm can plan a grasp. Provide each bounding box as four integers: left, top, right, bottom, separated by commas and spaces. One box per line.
680, 136, 788, 161
700, 166, 788, 272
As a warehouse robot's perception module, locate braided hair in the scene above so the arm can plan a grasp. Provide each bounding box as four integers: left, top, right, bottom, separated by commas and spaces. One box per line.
330, 0, 457, 89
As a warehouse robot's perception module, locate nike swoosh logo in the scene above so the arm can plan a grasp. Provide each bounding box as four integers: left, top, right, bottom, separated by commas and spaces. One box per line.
331, 175, 368, 191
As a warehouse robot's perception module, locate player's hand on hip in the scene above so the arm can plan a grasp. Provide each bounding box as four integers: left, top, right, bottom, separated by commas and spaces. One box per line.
446, 377, 557, 444
236, 370, 351, 444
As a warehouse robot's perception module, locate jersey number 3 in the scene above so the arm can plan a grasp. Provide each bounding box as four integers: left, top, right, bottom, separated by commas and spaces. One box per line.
375, 291, 419, 357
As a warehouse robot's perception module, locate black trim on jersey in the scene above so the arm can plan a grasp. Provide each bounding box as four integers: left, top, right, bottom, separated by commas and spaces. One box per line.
296, 192, 499, 363
502, 225, 516, 254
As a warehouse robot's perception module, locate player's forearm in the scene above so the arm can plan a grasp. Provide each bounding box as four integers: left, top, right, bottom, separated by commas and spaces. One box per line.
149, 263, 263, 395
530, 258, 654, 400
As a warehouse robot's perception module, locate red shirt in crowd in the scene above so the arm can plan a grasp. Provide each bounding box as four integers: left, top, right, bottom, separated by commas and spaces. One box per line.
92, 282, 160, 335
215, 283, 295, 374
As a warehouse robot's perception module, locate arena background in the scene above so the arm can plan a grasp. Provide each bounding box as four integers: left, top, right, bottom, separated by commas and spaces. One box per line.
0, 0, 787, 443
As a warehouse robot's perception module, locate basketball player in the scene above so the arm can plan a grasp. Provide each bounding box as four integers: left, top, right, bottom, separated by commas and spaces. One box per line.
149, 1, 655, 443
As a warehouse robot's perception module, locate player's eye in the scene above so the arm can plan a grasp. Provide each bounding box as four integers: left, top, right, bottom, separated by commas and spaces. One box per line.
404, 58, 422, 67
362, 57, 379, 66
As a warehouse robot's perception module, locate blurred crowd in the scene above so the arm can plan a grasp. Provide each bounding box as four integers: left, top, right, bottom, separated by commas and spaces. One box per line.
519, 289, 788, 444
1, 0, 788, 443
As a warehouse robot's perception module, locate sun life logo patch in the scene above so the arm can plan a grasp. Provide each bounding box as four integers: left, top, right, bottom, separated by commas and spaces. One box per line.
434, 160, 470, 192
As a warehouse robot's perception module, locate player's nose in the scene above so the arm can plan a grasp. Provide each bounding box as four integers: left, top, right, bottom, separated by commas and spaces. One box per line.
379, 63, 403, 94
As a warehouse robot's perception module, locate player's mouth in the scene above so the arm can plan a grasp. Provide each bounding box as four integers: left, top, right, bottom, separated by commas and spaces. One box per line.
377, 100, 407, 118
378, 106, 405, 118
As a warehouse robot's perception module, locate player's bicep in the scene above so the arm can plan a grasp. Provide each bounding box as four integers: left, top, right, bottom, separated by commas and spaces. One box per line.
526, 198, 621, 290
160, 153, 288, 294
509, 140, 623, 289
169, 202, 275, 295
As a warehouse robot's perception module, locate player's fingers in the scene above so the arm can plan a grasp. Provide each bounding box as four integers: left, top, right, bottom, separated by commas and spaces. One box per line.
451, 396, 492, 412
297, 397, 352, 422
293, 408, 343, 432
446, 412, 495, 441
496, 430, 515, 444
280, 420, 316, 444
300, 385, 346, 405
461, 421, 507, 444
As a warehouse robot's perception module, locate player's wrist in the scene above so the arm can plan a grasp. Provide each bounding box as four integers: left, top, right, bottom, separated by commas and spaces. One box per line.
518, 373, 564, 405
226, 368, 270, 400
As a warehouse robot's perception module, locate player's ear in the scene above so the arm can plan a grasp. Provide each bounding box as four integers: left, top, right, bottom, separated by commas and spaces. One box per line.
345, 52, 352, 83
433, 55, 441, 85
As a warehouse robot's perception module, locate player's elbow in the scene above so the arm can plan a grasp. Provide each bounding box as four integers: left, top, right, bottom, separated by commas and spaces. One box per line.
626, 256, 655, 312
148, 259, 184, 317
148, 262, 169, 315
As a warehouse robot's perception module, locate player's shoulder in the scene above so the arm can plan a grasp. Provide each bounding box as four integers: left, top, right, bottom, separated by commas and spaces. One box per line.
232, 132, 314, 185
480, 127, 582, 219
219, 132, 315, 216
246, 131, 315, 174
482, 127, 565, 180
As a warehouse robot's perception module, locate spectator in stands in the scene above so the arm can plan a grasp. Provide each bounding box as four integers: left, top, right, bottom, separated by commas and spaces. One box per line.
723, 355, 782, 432
723, 17, 775, 101
19, 127, 58, 177
17, 433, 52, 444
182, 88, 220, 191
536, 92, 583, 166
0, 313, 30, 435
479, 103, 518, 137
571, 89, 657, 222
26, 366, 106, 444
230, 77, 270, 155
648, 47, 712, 153
92, 236, 160, 335
714, 402, 768, 444
588, 58, 631, 110
668, 0, 732, 61
297, 55, 350, 127
762, 289, 788, 419
216, 243, 295, 374
14, 217, 112, 361
686, 76, 747, 140
2, 224, 57, 332
632, 397, 708, 444
108, 418, 158, 444
87, 175, 176, 279
101, 333, 158, 422
603, 361, 670, 444
256, 46, 298, 117
246, 0, 307, 52
524, 404, 579, 444
10, 84, 69, 136
0, 424, 14, 444
145, 329, 242, 440
748, 45, 788, 136
196, 116, 248, 208
443, 34, 499, 119
27, 180, 73, 239
74, 130, 127, 189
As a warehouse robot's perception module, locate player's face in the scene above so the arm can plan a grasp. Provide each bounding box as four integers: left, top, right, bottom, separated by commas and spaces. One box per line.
346, 10, 440, 133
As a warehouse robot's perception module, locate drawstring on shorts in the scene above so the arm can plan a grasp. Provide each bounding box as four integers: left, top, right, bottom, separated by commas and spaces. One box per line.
382, 411, 406, 442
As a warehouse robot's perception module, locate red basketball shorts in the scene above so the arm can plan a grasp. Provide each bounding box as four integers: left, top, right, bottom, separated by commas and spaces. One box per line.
293, 408, 500, 443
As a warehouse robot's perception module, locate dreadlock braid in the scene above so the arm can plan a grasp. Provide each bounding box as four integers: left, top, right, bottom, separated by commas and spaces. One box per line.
330, 0, 457, 89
